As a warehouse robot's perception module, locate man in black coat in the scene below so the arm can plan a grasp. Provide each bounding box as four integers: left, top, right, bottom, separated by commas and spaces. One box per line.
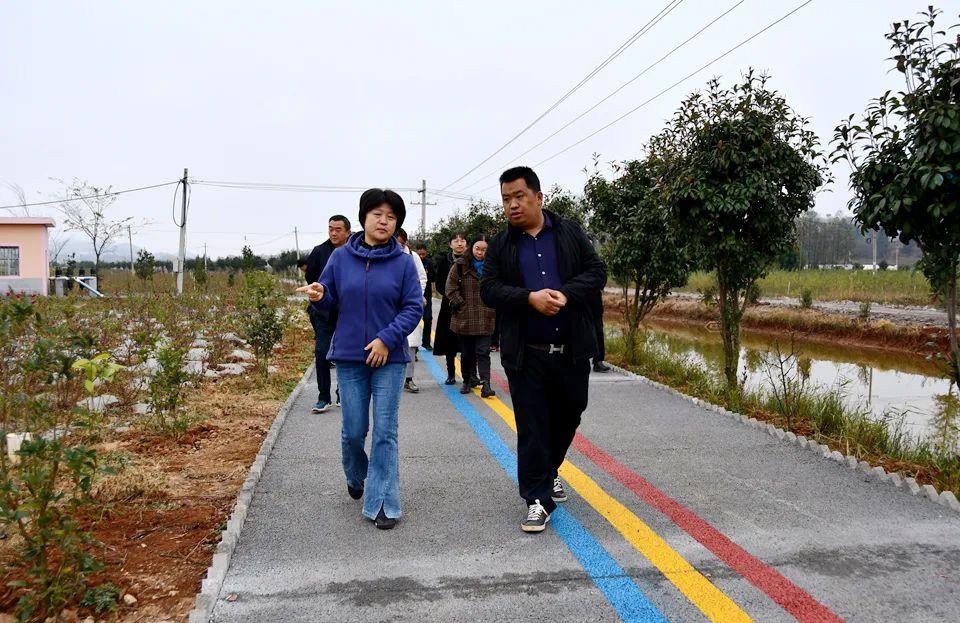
304, 214, 350, 413
481, 166, 607, 533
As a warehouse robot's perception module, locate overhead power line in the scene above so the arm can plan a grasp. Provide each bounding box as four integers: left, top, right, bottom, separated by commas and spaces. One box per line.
192, 179, 420, 193
454, 0, 749, 193
0, 180, 179, 210
473, 0, 815, 196
438, 0, 685, 191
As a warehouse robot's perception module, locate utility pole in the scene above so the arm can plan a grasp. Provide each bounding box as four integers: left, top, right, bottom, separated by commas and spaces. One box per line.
294, 227, 301, 259
871, 233, 877, 270
176, 168, 188, 295
127, 224, 134, 272
416, 180, 436, 241
203, 243, 208, 271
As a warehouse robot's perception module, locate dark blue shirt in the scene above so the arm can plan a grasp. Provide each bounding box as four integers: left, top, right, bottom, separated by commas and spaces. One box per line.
517, 212, 570, 344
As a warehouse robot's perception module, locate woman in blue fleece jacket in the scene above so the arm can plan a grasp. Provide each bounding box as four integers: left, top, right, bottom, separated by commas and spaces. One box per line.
298, 188, 423, 530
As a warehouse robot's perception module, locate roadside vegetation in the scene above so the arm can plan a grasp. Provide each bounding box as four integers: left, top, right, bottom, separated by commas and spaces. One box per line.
605, 335, 960, 495
678, 268, 933, 307
0, 271, 311, 621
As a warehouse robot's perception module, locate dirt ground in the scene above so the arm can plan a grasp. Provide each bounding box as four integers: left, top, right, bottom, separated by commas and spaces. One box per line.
0, 327, 313, 623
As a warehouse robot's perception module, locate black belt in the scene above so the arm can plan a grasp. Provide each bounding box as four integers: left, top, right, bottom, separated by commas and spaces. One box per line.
526, 343, 567, 354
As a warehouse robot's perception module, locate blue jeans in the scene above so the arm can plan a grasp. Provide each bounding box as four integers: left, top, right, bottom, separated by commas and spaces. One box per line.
337, 361, 405, 520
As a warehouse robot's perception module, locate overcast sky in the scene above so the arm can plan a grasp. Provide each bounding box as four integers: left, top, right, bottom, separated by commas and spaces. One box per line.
3, 0, 957, 259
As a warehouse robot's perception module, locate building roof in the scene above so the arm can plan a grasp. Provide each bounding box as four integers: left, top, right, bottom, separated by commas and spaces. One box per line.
0, 217, 56, 227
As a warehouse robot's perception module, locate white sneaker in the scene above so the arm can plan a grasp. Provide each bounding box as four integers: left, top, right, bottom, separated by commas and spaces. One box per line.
551, 477, 568, 503
521, 500, 550, 533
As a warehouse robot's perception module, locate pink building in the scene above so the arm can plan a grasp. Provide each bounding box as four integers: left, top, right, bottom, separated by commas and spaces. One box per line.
0, 217, 56, 295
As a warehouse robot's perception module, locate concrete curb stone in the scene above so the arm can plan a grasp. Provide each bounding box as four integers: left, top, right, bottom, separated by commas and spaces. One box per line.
604, 362, 960, 516
186, 362, 316, 623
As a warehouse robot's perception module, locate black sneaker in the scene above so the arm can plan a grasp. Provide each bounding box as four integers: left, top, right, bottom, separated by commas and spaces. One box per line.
347, 484, 363, 500
551, 477, 568, 503
444, 376, 457, 385
593, 361, 611, 373
459, 382, 472, 395
375, 509, 397, 530
521, 500, 550, 533
480, 382, 496, 398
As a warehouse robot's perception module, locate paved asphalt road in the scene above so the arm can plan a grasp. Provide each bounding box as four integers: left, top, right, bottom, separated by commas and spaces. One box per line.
210, 353, 960, 622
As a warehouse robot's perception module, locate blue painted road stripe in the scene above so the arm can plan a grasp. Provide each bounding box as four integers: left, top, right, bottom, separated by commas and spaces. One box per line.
422, 353, 668, 623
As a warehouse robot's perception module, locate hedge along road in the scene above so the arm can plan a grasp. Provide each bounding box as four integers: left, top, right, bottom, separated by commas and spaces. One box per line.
210, 351, 960, 622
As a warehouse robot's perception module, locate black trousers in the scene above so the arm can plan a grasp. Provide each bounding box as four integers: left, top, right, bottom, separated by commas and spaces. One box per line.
422, 298, 433, 349
506, 348, 590, 513
459, 335, 492, 384
308, 308, 337, 404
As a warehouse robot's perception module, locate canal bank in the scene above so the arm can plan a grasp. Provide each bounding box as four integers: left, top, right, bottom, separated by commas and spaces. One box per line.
602, 319, 960, 495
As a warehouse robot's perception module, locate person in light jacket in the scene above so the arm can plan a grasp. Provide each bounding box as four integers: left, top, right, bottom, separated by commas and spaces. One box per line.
297, 189, 422, 530
396, 228, 428, 393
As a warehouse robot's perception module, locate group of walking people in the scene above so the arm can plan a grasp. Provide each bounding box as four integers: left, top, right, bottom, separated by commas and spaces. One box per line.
297, 166, 608, 533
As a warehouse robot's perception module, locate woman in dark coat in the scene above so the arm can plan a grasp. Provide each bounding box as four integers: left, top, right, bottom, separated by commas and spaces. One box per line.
431, 232, 467, 384
446, 237, 496, 398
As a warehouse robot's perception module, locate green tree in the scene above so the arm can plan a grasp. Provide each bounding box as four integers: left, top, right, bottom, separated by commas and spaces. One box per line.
239, 272, 285, 374
133, 249, 155, 281
652, 71, 827, 400
241, 245, 256, 274
833, 7, 960, 386
426, 200, 504, 260
192, 256, 208, 289
542, 184, 590, 227
585, 158, 693, 363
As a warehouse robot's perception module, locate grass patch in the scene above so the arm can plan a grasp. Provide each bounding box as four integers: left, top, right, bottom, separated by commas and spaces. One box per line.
606, 336, 960, 494
678, 269, 933, 306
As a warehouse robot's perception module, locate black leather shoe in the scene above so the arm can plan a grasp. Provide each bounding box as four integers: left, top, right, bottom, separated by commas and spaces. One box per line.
347, 485, 363, 500
480, 382, 496, 398
593, 361, 612, 373
444, 376, 456, 385
459, 383, 472, 394
375, 509, 397, 530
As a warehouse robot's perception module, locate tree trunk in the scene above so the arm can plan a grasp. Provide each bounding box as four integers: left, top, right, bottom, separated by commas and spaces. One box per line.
946, 267, 960, 388
622, 282, 639, 365
717, 276, 743, 405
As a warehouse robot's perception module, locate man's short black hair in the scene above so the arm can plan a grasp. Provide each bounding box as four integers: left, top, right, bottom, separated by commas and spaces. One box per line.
296, 258, 308, 269
358, 189, 406, 229
449, 231, 467, 242
329, 214, 351, 230
499, 166, 541, 193
396, 228, 408, 242
415, 242, 427, 251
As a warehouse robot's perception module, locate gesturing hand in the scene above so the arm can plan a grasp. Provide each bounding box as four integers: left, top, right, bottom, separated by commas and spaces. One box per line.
528, 289, 566, 317
296, 282, 325, 302
364, 338, 389, 367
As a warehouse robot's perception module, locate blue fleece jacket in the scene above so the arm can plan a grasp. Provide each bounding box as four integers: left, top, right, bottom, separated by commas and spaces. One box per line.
312, 232, 423, 364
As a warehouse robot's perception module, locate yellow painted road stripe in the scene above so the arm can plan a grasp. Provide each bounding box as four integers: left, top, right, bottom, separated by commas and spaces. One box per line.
458, 361, 752, 623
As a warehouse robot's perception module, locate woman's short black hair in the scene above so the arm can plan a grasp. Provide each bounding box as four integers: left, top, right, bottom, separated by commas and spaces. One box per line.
358, 188, 406, 230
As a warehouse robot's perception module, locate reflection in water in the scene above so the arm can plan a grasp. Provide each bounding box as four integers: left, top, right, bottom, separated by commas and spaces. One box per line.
631, 320, 958, 445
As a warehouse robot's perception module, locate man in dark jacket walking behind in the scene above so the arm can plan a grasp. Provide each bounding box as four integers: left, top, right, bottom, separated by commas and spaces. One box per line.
481, 166, 607, 533
304, 214, 350, 413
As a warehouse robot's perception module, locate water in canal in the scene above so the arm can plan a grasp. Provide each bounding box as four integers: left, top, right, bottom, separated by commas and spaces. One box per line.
620, 320, 958, 446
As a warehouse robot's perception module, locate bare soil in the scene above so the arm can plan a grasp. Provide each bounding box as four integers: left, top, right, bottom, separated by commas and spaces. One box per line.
0, 326, 313, 622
